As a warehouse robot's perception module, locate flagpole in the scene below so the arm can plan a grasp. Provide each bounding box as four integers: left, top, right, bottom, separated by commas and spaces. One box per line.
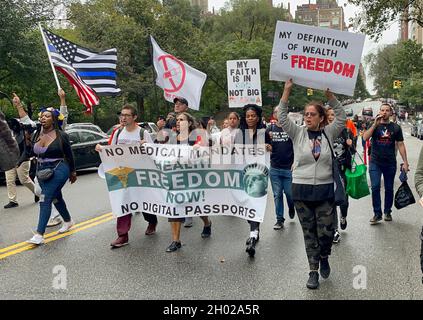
149, 37, 160, 118
39, 23, 61, 90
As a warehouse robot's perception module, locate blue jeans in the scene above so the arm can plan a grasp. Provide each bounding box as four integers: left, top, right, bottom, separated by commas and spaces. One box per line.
270, 167, 294, 222
369, 161, 396, 217
37, 161, 72, 234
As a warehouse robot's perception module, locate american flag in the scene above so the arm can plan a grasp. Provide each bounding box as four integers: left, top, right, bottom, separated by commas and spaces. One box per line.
41, 27, 121, 113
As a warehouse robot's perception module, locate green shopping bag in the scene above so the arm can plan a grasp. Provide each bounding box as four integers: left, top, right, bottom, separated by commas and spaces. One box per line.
345, 153, 370, 199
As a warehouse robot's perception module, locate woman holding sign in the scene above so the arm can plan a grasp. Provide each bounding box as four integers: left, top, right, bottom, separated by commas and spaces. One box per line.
234, 105, 270, 258
278, 79, 345, 289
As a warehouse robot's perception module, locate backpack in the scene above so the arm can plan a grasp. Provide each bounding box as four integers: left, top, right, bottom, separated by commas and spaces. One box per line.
114, 126, 145, 144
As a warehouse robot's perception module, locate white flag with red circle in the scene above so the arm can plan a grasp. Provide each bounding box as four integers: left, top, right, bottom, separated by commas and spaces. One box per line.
151, 36, 206, 110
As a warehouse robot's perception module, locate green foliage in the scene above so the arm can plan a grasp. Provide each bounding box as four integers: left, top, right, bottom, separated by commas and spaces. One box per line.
366, 40, 423, 100
0, 0, 373, 127
398, 73, 423, 107
349, 0, 421, 41
353, 70, 370, 100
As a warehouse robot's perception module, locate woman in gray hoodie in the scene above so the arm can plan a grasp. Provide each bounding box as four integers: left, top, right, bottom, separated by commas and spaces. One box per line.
278, 79, 346, 289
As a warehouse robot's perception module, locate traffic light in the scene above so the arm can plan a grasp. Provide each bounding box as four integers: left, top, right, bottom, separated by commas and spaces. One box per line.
307, 88, 313, 96
393, 80, 402, 89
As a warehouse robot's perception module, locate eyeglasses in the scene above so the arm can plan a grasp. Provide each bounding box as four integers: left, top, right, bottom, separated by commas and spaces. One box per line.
304, 112, 318, 117
119, 113, 133, 118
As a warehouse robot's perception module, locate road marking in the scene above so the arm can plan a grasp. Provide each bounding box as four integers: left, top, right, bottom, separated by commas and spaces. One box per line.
0, 212, 113, 254
0, 212, 114, 260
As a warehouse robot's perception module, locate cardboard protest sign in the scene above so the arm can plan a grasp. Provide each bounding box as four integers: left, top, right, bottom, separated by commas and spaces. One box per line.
227, 59, 262, 108
99, 143, 270, 222
269, 21, 365, 96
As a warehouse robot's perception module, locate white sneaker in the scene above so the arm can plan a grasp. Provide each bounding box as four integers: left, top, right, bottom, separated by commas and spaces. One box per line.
184, 217, 193, 228
47, 216, 63, 227
58, 220, 74, 234
333, 230, 341, 243
26, 234, 44, 245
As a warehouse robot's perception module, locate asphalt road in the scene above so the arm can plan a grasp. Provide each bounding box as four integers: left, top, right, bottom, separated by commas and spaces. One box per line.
1, 123, 423, 300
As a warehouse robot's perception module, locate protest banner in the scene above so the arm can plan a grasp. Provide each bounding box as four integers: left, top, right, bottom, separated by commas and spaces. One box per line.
227, 59, 262, 108
151, 36, 207, 110
99, 143, 270, 222
269, 21, 365, 96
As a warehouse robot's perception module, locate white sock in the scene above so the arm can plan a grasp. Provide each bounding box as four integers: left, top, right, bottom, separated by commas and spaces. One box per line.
250, 230, 258, 239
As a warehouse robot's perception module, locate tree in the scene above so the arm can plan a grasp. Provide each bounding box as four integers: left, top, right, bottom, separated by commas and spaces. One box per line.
349, 0, 420, 40
353, 71, 370, 100
398, 72, 423, 109
207, 0, 288, 43
0, 0, 63, 116
365, 40, 423, 97
365, 44, 397, 97
0, 0, 60, 79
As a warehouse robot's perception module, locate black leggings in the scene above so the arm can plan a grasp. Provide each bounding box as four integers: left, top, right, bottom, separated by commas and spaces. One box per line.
248, 220, 260, 232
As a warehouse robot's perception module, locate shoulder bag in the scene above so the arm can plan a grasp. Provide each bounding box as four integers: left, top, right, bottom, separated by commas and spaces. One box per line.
322, 130, 347, 206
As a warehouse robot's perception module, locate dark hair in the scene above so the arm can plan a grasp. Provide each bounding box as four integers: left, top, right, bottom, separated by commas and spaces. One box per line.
177, 112, 196, 133
380, 103, 393, 114
197, 117, 208, 129
157, 115, 165, 121
121, 104, 137, 116
167, 118, 176, 129
305, 101, 327, 129
33, 109, 63, 146
240, 104, 265, 130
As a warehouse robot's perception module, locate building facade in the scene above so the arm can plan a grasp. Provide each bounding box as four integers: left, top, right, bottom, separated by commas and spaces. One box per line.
409, 1, 423, 44
189, 0, 208, 14
295, 0, 346, 31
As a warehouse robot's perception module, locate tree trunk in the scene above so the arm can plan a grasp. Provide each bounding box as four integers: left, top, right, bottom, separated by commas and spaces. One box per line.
92, 106, 98, 125
136, 94, 145, 120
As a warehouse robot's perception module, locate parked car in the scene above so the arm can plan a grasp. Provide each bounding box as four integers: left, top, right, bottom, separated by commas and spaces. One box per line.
67, 123, 106, 135
411, 120, 420, 137
397, 106, 407, 120
417, 121, 423, 140
66, 128, 109, 169
0, 128, 108, 184
361, 107, 374, 122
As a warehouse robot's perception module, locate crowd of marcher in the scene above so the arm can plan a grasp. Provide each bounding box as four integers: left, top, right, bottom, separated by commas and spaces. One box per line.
2, 78, 423, 289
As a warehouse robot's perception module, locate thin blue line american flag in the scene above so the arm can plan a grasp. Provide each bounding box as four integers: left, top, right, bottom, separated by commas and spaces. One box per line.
42, 27, 121, 111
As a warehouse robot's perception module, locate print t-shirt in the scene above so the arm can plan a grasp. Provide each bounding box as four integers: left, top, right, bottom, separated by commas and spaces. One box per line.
113, 127, 153, 145
266, 125, 294, 169
370, 122, 403, 165
308, 130, 322, 161
333, 128, 354, 169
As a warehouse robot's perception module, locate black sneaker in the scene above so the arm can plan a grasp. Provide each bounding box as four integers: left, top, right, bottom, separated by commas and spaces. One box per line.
273, 221, 284, 230
370, 215, 382, 225
288, 207, 296, 219
306, 271, 319, 289
384, 213, 393, 221
320, 257, 331, 279
201, 222, 212, 238
4, 201, 18, 209
34, 195, 40, 203
245, 237, 257, 257
340, 217, 347, 230
166, 241, 181, 252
